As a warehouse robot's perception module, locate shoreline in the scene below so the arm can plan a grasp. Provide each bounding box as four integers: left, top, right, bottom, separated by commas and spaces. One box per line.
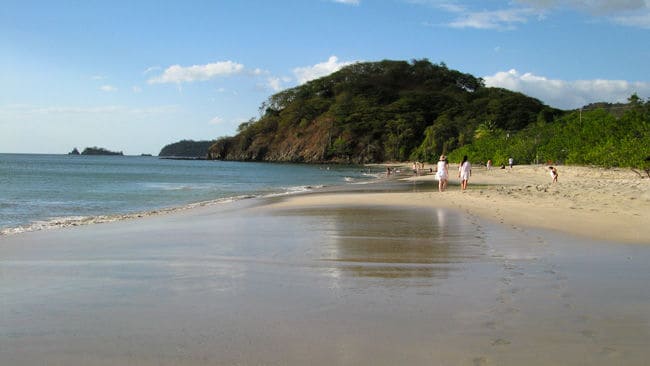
267, 163, 650, 244
3, 162, 648, 244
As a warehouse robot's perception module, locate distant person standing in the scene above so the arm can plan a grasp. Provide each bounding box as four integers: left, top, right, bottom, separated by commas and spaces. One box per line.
508, 157, 514, 169
486, 159, 493, 171
435, 155, 449, 192
548, 166, 558, 183
458, 155, 471, 191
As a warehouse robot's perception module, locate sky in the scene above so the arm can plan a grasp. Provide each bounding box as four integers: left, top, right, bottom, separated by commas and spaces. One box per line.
1, 0, 649, 155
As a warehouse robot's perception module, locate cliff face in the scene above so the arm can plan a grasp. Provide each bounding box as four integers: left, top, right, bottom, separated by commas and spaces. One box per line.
209, 59, 560, 164
209, 118, 337, 163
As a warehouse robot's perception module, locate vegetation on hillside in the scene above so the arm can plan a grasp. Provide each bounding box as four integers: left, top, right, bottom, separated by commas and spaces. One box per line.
448, 94, 650, 170
159, 140, 216, 157
209, 59, 559, 163
207, 59, 648, 170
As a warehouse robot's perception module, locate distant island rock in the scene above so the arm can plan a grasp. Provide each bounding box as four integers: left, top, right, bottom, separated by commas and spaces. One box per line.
79, 147, 124, 156
68, 148, 80, 155
159, 140, 216, 158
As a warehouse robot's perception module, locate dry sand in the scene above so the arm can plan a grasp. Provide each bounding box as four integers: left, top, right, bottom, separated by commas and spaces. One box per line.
269, 164, 650, 244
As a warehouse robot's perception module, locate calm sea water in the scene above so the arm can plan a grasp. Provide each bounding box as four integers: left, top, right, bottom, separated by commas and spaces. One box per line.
0, 154, 381, 233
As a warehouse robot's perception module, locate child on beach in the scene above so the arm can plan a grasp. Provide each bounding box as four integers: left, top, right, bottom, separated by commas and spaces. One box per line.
458, 155, 471, 191
435, 155, 449, 192
548, 166, 558, 183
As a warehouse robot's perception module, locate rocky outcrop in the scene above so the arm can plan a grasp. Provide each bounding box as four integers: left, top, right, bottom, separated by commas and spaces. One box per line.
80, 147, 123, 156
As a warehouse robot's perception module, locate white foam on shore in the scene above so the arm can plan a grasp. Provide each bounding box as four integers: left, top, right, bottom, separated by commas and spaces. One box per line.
0, 194, 258, 237
0, 185, 333, 237
1, 171, 385, 237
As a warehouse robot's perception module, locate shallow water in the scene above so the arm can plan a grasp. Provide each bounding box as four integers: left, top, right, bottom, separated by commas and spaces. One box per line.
0, 197, 649, 365
0, 154, 380, 233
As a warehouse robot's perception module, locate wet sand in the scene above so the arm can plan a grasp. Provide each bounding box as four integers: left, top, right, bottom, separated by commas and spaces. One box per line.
1, 172, 650, 365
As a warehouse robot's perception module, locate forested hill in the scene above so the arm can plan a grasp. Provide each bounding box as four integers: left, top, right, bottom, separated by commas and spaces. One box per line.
159, 140, 216, 157
208, 59, 561, 163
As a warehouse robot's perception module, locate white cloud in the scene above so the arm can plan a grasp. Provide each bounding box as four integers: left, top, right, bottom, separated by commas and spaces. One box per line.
516, 0, 650, 28
409, 1, 542, 29
100, 85, 118, 92
419, 0, 650, 30
0, 104, 179, 119
405, 0, 466, 13
267, 77, 284, 92
264, 76, 293, 92
293, 56, 356, 84
91, 75, 106, 80
448, 8, 538, 30
132, 86, 142, 93
612, 9, 650, 28
333, 0, 360, 5
251, 68, 266, 76
516, 0, 646, 14
143, 66, 161, 74
484, 69, 650, 109
209, 116, 224, 125
148, 61, 245, 84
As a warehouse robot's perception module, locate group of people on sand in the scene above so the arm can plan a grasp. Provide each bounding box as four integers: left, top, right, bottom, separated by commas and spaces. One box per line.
435, 155, 558, 192
435, 154, 472, 192
412, 161, 432, 176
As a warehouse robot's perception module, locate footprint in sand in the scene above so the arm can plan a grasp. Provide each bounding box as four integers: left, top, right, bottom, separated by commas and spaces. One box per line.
473, 356, 489, 365
600, 347, 619, 357
504, 307, 520, 314
491, 338, 511, 346
483, 321, 497, 330
580, 329, 597, 339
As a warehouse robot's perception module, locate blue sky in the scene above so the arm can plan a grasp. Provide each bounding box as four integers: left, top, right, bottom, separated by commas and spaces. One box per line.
2, 0, 649, 155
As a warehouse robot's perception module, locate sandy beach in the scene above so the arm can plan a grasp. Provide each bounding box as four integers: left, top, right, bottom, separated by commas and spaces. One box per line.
269, 164, 650, 244
1, 164, 649, 365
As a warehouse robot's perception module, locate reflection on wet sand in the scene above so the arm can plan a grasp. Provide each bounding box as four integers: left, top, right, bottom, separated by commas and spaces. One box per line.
2, 196, 650, 365
280, 206, 485, 280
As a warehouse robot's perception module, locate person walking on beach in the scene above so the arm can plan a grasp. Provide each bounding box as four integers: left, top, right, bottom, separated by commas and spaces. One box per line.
508, 157, 514, 169
548, 166, 558, 183
435, 155, 449, 192
459, 155, 471, 191
486, 159, 492, 171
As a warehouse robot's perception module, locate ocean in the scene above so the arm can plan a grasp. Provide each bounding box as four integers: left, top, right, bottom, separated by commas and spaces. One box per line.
0, 154, 382, 234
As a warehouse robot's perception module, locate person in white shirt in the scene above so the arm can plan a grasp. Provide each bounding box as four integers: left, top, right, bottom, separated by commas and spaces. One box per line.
435, 155, 449, 192
548, 166, 558, 183
458, 155, 471, 191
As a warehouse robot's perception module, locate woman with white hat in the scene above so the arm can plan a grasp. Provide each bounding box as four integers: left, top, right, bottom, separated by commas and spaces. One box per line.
435, 155, 449, 192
